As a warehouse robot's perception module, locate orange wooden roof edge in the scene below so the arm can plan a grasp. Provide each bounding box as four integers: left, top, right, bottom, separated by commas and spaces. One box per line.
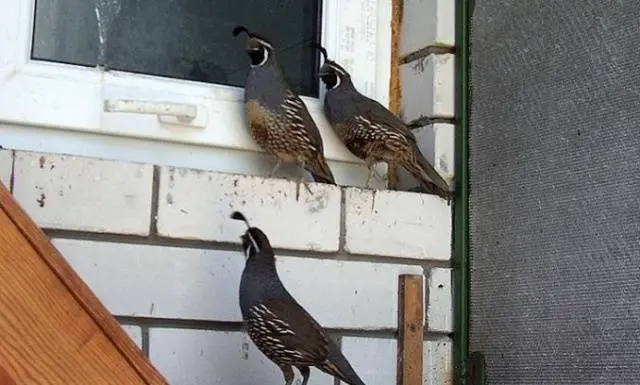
0, 181, 169, 385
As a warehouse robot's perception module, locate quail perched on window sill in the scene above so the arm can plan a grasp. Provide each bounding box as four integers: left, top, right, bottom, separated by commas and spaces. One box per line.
311, 43, 454, 202
232, 27, 336, 192
231, 211, 366, 385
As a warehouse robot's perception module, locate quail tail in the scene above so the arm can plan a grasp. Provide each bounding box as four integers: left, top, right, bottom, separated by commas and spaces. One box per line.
318, 343, 367, 385
405, 151, 453, 201
306, 155, 336, 185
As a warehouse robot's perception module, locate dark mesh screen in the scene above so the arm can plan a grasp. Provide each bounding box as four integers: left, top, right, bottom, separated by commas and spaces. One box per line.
468, 1, 640, 384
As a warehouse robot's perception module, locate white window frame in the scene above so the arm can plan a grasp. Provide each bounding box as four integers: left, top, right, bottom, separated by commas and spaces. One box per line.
0, 0, 391, 166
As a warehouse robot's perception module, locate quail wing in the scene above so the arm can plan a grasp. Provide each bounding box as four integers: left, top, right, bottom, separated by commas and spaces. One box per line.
247, 297, 330, 365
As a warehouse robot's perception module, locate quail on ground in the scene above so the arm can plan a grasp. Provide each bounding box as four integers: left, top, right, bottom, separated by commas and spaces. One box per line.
231, 211, 366, 385
232, 26, 336, 188
310, 43, 454, 201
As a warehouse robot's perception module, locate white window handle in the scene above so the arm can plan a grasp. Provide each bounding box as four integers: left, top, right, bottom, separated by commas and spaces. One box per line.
103, 99, 207, 127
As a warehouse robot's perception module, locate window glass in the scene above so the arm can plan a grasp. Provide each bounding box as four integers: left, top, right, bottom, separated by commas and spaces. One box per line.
32, 0, 322, 96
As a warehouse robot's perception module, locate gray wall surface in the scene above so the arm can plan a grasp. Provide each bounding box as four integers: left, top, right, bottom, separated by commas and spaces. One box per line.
468, 1, 640, 384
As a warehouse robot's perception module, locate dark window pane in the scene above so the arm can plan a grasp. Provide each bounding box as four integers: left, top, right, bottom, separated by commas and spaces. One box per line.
32, 0, 322, 97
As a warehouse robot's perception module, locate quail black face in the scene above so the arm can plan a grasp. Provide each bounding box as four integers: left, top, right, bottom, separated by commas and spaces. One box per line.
232, 25, 274, 67
240, 227, 271, 258
318, 62, 349, 90
231, 211, 272, 259
310, 43, 350, 90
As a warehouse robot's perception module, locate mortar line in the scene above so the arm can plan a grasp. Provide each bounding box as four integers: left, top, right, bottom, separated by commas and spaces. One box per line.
338, 187, 347, 252
45, 228, 453, 268
148, 165, 161, 238
8, 149, 16, 193
400, 45, 456, 64
114, 315, 451, 340
406, 116, 456, 129
141, 326, 150, 357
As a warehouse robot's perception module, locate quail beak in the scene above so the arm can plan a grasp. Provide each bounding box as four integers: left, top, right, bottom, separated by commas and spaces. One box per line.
240, 234, 250, 260
317, 68, 331, 77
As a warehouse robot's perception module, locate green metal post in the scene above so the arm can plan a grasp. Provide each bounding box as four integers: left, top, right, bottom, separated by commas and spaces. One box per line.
453, 0, 471, 383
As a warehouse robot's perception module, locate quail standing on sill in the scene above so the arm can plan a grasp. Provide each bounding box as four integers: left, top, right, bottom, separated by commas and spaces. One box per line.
231, 211, 366, 385
310, 43, 454, 202
232, 27, 336, 190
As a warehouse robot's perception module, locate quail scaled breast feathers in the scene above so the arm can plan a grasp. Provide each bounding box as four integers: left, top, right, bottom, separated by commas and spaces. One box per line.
232, 26, 336, 186
310, 43, 454, 201
231, 211, 367, 385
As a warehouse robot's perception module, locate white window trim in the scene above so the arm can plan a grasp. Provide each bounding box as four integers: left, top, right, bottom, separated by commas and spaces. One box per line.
0, 0, 391, 166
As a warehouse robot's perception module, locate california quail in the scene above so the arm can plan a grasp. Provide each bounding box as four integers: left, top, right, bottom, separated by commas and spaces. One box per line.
231, 211, 367, 385
311, 43, 454, 201
232, 26, 336, 188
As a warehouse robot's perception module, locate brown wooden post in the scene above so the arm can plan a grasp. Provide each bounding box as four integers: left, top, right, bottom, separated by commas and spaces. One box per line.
398, 274, 424, 385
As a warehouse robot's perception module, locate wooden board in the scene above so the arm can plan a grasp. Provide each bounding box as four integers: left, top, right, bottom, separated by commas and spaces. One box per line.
397, 274, 424, 385
0, 181, 168, 384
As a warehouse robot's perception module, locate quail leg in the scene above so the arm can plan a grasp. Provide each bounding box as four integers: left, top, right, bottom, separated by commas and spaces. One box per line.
297, 366, 311, 385
364, 168, 375, 188
301, 177, 313, 194
364, 158, 381, 188
295, 176, 313, 201
279, 364, 295, 385
269, 158, 283, 178
364, 166, 386, 189
386, 164, 400, 190
372, 168, 386, 184
293, 160, 314, 200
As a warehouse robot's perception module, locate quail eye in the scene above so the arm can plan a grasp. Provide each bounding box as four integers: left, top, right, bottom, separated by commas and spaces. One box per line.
321, 73, 339, 90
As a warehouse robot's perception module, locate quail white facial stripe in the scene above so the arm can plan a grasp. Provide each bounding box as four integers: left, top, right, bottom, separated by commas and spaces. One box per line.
329, 63, 348, 76
246, 231, 261, 252
254, 38, 272, 50
258, 48, 269, 66
243, 241, 254, 257
250, 47, 270, 68
333, 75, 342, 89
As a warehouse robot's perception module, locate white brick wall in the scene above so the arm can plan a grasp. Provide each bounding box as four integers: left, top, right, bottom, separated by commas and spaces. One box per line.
147, 332, 453, 385
121, 324, 143, 349
1, 148, 455, 383
0, 149, 12, 188
149, 329, 334, 385
12, 151, 154, 235
344, 188, 451, 260
157, 166, 341, 252
341, 337, 397, 385
53, 238, 431, 330
400, 0, 455, 55
424, 338, 454, 385
397, 123, 456, 191
427, 268, 454, 333
340, 337, 453, 385
398, 0, 456, 191
400, 54, 455, 122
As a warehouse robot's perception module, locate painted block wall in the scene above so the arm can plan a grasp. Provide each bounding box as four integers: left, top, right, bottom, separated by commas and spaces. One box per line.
0, 0, 456, 383
398, 0, 456, 191
1, 147, 453, 385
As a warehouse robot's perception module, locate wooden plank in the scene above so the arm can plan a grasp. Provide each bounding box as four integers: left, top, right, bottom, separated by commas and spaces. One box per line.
386, 0, 403, 190
0, 181, 168, 384
397, 274, 424, 385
